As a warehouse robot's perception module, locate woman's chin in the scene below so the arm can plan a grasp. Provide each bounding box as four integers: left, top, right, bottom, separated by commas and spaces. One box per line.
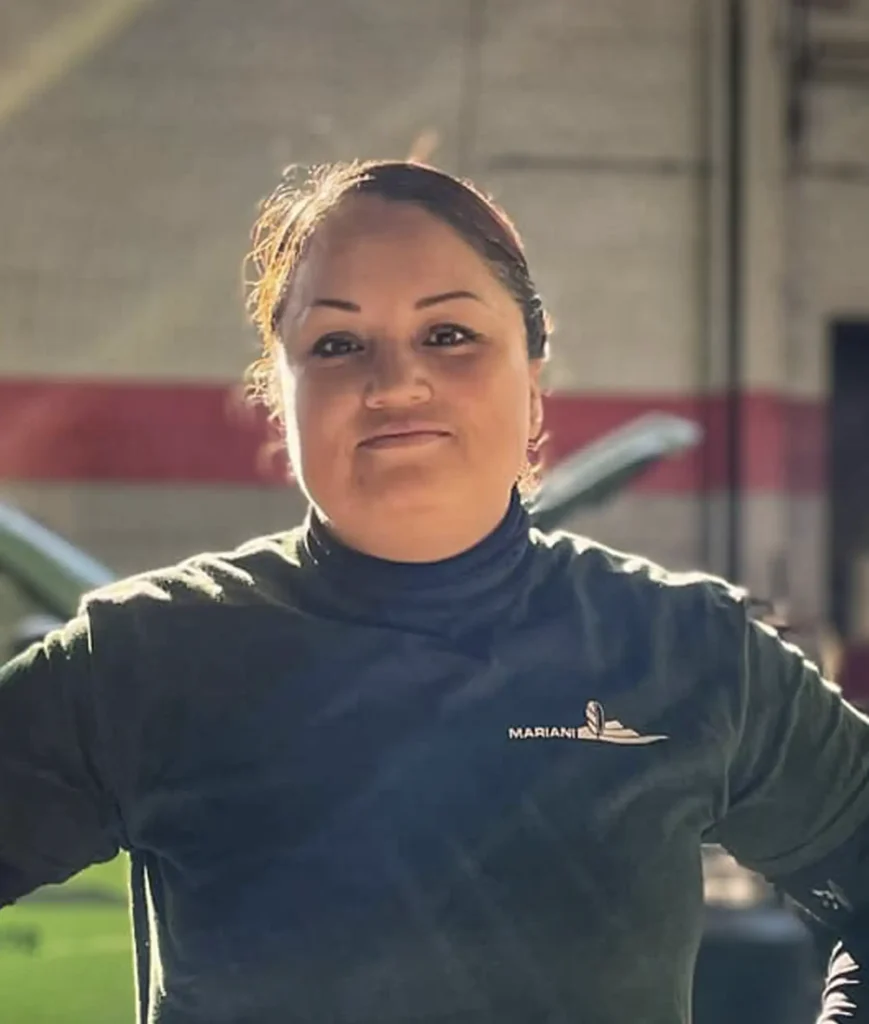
367, 464, 453, 498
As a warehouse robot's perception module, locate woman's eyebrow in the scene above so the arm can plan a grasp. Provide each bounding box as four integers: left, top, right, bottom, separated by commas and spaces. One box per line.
309, 290, 483, 313
415, 290, 483, 309
310, 297, 360, 312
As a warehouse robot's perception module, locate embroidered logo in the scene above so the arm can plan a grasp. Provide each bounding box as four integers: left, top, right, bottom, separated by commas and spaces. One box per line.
811, 880, 853, 914
507, 700, 669, 745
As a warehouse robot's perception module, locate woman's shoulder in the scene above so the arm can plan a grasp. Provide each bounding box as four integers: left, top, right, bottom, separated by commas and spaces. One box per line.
531, 527, 747, 619
78, 526, 307, 620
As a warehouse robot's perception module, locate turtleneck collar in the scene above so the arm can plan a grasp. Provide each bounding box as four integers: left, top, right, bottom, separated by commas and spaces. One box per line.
295, 488, 534, 637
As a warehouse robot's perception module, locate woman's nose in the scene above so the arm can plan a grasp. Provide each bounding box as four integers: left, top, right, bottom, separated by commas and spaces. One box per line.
363, 347, 432, 408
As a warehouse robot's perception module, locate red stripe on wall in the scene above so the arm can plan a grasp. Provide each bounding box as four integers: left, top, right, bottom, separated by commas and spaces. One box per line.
543, 392, 825, 494
0, 379, 825, 493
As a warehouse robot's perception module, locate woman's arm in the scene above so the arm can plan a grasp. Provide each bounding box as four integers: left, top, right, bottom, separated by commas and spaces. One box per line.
0, 615, 121, 905
773, 822, 869, 1022
703, 600, 869, 1021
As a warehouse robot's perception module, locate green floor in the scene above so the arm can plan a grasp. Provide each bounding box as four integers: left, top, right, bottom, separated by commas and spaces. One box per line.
0, 857, 135, 1024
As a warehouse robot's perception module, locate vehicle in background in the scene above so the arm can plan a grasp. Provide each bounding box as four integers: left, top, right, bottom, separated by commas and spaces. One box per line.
528, 411, 702, 530
0, 500, 114, 657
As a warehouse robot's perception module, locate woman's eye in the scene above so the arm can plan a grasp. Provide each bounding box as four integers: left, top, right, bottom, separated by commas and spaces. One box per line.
311, 333, 362, 358
425, 324, 478, 348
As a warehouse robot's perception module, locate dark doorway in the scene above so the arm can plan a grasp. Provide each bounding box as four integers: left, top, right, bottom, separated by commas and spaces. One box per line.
829, 320, 869, 639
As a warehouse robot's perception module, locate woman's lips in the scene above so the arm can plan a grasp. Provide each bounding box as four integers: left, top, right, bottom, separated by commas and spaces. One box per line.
359, 429, 451, 450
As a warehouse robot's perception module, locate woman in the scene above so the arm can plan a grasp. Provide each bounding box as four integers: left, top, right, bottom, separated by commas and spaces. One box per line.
1, 159, 868, 1024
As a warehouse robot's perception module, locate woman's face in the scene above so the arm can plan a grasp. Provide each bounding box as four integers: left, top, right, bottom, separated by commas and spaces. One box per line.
278, 195, 543, 559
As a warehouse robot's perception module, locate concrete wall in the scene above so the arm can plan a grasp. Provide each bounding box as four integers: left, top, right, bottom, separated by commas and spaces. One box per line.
1, 0, 868, 631
786, 0, 869, 627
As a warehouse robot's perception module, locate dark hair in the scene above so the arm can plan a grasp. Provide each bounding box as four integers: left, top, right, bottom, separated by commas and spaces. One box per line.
244, 159, 551, 420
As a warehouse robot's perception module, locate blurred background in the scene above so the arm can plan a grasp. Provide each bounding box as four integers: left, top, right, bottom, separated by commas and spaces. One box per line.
1, 0, 868, 645
0, 0, 869, 1019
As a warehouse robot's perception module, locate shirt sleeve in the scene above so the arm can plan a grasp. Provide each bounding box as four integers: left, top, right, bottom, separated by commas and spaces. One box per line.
0, 615, 122, 905
706, 604, 869, 880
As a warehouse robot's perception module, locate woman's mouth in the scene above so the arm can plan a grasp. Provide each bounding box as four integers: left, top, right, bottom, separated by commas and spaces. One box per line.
359, 429, 451, 450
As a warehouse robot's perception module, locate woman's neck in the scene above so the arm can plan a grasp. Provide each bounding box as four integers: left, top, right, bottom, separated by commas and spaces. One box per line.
314, 492, 516, 564
297, 486, 533, 637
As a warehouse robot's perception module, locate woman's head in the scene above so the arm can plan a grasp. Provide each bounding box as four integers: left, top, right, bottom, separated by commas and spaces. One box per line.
245, 160, 552, 561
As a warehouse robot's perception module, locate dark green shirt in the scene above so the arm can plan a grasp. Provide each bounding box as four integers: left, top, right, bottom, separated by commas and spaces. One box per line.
2, 495, 869, 1023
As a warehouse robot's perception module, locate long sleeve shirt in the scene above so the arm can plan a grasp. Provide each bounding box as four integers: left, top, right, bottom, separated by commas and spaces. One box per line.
2, 492, 869, 1023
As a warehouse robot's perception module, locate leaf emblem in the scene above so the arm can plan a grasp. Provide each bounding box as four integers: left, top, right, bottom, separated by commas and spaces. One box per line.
585, 700, 605, 738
